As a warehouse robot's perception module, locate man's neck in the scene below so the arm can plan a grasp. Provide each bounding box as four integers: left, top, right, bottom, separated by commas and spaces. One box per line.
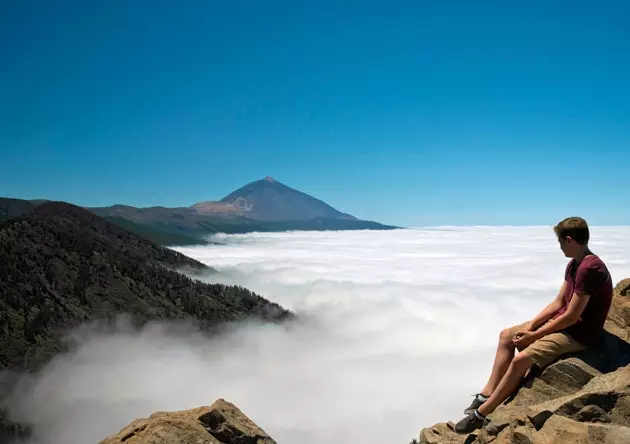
573, 247, 592, 264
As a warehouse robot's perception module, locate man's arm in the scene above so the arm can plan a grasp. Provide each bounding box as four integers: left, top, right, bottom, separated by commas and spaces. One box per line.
526, 282, 567, 331
530, 290, 590, 339
514, 290, 590, 349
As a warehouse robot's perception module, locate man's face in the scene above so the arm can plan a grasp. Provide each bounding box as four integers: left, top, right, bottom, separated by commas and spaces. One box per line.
558, 236, 572, 257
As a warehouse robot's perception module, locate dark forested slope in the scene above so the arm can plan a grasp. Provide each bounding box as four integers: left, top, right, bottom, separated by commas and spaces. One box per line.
0, 202, 291, 371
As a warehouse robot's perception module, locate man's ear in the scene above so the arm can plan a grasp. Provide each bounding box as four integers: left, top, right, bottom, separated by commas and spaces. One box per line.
566, 236, 573, 244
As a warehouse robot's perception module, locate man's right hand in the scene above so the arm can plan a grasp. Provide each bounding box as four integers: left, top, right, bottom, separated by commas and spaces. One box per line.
525, 321, 536, 332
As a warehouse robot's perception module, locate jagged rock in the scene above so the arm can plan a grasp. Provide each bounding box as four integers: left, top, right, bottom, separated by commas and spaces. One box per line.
508, 357, 600, 407
573, 404, 610, 423
418, 423, 464, 444
100, 398, 276, 444
419, 279, 630, 444
605, 279, 630, 341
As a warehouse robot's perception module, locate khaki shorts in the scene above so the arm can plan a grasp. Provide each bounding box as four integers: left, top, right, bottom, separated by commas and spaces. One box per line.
509, 322, 587, 368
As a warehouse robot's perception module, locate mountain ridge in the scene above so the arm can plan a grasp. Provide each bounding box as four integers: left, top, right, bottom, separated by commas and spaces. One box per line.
1, 177, 399, 245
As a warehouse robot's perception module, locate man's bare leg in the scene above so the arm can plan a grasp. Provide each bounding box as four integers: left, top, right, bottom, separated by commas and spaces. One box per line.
480, 328, 517, 396
478, 353, 533, 416
453, 352, 534, 433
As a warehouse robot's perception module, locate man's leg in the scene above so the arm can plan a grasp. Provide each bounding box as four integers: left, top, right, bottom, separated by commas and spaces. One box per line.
477, 353, 533, 416
479, 332, 585, 415
480, 327, 518, 396
455, 332, 582, 434
454, 353, 534, 433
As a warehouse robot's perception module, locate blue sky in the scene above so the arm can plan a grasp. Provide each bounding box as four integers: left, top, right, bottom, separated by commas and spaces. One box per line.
1, 0, 629, 226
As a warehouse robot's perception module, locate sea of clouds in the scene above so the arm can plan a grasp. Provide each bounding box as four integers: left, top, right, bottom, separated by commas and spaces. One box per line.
6, 227, 630, 443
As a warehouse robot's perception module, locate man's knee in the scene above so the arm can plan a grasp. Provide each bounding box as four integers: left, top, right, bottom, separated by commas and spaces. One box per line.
512, 352, 533, 369
499, 327, 513, 343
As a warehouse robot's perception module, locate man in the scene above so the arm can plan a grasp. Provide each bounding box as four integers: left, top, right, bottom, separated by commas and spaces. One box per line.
454, 217, 613, 433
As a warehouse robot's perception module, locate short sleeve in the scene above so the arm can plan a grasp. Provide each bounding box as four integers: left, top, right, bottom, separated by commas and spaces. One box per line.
574, 263, 602, 296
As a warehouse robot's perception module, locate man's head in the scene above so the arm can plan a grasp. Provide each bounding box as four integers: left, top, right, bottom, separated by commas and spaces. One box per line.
554, 217, 589, 258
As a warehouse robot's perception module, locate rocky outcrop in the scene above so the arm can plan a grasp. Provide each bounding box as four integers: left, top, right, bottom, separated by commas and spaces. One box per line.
100, 398, 276, 444
605, 278, 630, 342
419, 279, 630, 444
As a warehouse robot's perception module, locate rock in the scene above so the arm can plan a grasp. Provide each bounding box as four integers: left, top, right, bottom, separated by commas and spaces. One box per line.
419, 365, 630, 444
605, 279, 630, 341
508, 358, 600, 407
418, 279, 630, 444
418, 423, 464, 444
574, 405, 610, 423
100, 398, 276, 444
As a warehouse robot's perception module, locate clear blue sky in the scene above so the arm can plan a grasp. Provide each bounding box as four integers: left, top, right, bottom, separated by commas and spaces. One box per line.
1, 0, 629, 226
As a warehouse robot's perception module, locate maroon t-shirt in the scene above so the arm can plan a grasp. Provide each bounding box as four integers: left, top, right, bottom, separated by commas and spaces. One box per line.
555, 255, 613, 346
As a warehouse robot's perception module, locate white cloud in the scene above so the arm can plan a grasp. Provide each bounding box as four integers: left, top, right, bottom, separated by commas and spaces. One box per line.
6, 227, 630, 443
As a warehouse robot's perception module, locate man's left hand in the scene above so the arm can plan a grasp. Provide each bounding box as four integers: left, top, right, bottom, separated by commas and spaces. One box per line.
512, 330, 539, 349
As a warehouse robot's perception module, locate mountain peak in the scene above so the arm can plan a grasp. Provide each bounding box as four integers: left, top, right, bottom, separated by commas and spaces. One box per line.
187, 177, 395, 227
218, 178, 353, 221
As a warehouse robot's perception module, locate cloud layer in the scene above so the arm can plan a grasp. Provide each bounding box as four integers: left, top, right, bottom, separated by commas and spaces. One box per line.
7, 227, 630, 443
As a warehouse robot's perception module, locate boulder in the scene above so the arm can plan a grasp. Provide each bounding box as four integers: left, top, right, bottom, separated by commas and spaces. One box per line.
100, 398, 276, 444
605, 278, 630, 341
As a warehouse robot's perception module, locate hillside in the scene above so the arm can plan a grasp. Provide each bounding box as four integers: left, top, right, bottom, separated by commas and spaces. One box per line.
0, 202, 291, 371
0, 198, 35, 223
103, 216, 209, 246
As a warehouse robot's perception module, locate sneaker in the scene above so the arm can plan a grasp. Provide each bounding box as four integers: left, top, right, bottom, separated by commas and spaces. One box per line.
452, 410, 486, 434
464, 393, 488, 415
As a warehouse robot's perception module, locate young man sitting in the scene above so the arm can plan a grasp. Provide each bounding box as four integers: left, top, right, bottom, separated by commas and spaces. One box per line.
454, 217, 613, 433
